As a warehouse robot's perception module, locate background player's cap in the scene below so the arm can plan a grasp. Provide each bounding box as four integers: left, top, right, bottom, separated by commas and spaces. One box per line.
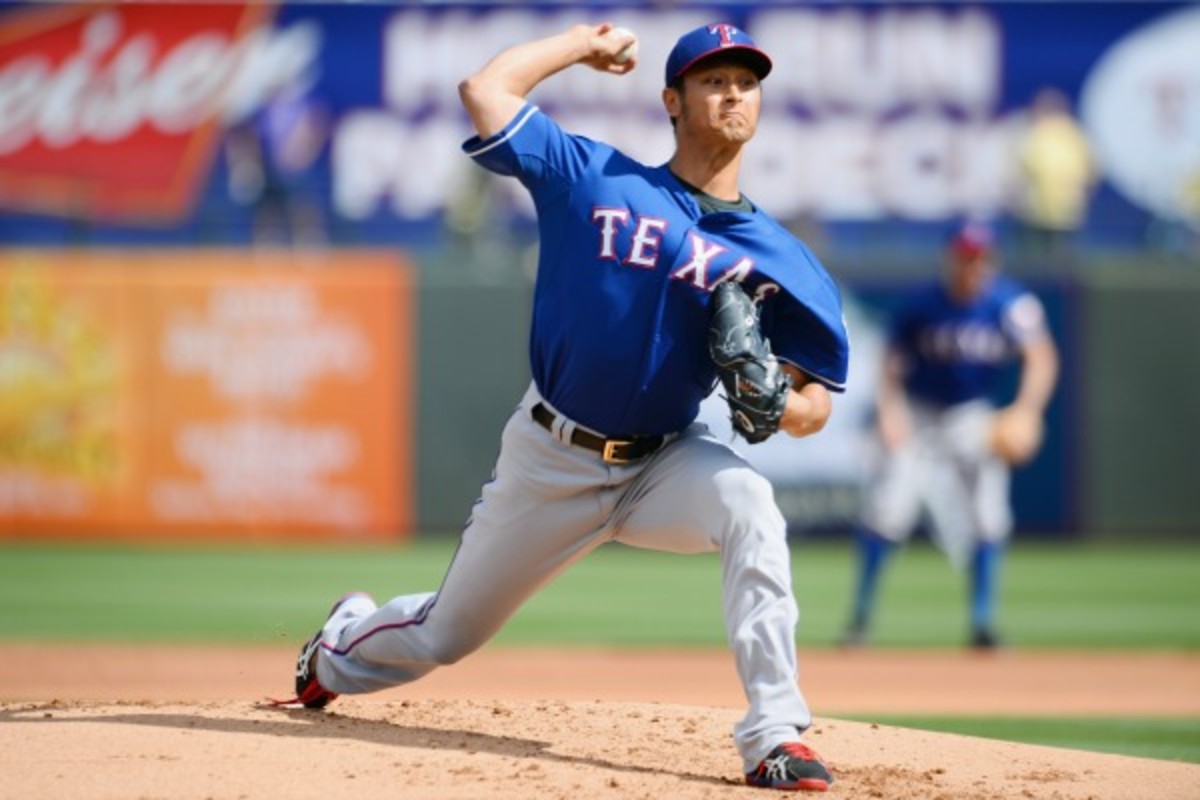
949, 221, 995, 260
665, 23, 773, 86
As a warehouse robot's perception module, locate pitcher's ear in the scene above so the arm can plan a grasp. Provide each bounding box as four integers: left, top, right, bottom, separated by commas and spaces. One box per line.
662, 85, 682, 122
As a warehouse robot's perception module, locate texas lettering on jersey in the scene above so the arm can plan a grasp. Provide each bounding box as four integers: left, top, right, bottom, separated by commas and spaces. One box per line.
917, 322, 1015, 364
591, 208, 781, 301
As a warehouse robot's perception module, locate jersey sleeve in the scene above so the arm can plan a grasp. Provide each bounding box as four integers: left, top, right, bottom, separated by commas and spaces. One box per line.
750, 240, 850, 392
1002, 291, 1050, 345
461, 104, 601, 201
762, 289, 850, 393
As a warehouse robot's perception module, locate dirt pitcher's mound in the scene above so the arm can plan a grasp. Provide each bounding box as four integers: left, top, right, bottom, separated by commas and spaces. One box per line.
3, 698, 1196, 800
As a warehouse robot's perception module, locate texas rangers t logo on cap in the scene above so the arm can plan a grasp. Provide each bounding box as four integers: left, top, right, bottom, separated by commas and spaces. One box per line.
709, 23, 737, 45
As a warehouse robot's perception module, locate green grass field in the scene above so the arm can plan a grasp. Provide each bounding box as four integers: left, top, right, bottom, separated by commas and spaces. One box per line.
844, 716, 1200, 764
2, 538, 1198, 762
2, 538, 1196, 649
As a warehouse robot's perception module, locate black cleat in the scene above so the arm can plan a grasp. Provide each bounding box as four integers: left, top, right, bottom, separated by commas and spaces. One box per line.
970, 627, 1003, 651
291, 630, 337, 709
269, 592, 374, 709
745, 741, 833, 792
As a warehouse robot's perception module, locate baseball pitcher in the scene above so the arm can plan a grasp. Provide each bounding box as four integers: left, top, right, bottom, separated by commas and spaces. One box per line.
277, 22, 850, 791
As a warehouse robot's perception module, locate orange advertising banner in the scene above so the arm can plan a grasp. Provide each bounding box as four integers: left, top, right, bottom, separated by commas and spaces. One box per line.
0, 250, 413, 541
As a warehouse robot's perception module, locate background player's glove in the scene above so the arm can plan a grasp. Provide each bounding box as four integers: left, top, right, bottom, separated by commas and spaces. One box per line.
708, 282, 793, 444
989, 405, 1044, 465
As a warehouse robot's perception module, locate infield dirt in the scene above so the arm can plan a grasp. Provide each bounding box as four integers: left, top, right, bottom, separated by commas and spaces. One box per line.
2, 644, 1197, 799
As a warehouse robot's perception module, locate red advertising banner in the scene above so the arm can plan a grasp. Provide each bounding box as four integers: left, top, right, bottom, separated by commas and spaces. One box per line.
0, 2, 272, 222
0, 249, 414, 541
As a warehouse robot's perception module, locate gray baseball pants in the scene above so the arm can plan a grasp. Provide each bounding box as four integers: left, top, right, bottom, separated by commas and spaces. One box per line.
862, 399, 1012, 568
315, 383, 814, 771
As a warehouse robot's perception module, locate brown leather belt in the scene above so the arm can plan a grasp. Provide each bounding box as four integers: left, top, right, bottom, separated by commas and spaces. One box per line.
531, 402, 664, 464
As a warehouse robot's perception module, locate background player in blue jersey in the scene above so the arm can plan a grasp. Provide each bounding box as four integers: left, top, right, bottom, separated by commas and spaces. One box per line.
841, 222, 1059, 650
278, 22, 849, 791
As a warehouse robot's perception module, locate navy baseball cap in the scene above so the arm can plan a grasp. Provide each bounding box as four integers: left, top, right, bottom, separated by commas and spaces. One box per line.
665, 23, 773, 86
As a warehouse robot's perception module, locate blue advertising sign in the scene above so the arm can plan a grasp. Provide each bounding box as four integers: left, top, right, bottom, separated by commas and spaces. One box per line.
0, 2, 1195, 250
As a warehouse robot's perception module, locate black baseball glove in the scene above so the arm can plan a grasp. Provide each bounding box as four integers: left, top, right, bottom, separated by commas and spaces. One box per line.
707, 282, 793, 444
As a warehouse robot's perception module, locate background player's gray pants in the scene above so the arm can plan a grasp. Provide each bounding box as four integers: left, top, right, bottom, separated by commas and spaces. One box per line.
862, 399, 1012, 568
317, 383, 813, 771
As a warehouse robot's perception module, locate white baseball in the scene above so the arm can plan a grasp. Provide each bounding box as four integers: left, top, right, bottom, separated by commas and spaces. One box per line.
608, 27, 638, 64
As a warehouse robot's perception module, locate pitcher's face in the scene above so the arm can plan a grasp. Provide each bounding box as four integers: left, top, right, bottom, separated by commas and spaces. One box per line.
667, 61, 762, 145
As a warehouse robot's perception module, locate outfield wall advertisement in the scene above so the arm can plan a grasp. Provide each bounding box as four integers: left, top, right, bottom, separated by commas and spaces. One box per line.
0, 251, 414, 540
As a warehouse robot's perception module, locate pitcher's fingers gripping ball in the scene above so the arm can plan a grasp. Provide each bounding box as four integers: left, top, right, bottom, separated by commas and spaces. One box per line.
708, 282, 793, 444
605, 26, 638, 64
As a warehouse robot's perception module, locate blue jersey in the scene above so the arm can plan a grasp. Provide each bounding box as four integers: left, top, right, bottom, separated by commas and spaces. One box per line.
462, 104, 849, 436
891, 274, 1048, 408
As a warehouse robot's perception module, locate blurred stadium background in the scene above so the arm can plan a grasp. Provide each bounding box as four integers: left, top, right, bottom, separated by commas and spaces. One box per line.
3, 0, 1197, 543
3, 0, 1197, 764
